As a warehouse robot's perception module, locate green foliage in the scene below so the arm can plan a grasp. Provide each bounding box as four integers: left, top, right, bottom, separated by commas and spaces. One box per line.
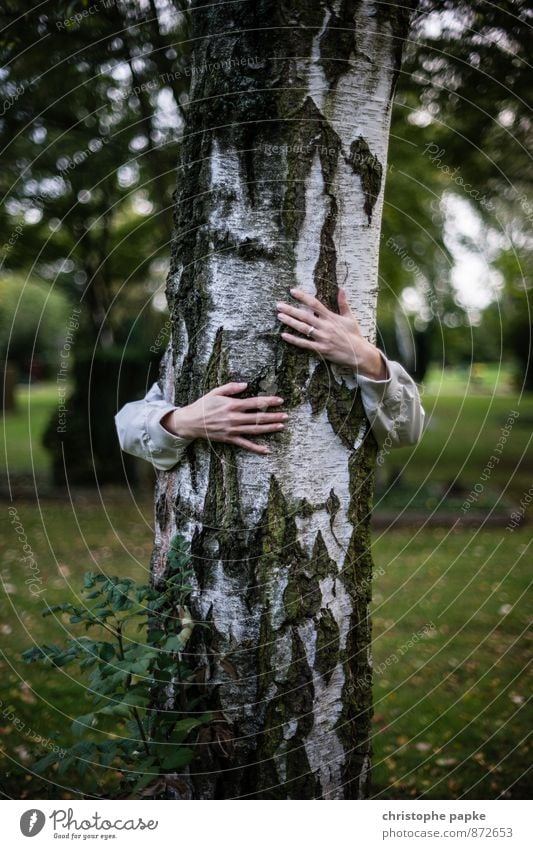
0, 275, 70, 375
21, 534, 210, 798
379, 2, 532, 374
493, 244, 533, 390
0, 1, 190, 347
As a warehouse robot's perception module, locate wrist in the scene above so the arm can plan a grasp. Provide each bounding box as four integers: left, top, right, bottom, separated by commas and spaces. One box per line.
356, 342, 389, 380
160, 407, 197, 441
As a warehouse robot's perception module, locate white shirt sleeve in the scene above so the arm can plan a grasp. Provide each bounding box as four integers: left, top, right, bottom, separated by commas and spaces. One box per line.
355, 350, 425, 450
114, 382, 193, 472
115, 352, 425, 471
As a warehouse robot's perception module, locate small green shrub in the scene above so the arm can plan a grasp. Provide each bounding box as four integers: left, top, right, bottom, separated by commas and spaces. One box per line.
22, 534, 210, 798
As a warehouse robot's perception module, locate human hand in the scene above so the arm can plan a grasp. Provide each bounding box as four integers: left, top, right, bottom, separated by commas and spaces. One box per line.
276, 287, 388, 379
160, 382, 287, 455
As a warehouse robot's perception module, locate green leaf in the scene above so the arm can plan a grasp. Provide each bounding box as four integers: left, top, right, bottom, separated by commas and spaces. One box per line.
100, 748, 118, 767
120, 689, 150, 709
161, 635, 184, 653
84, 572, 98, 588
152, 669, 172, 684
97, 702, 132, 718
57, 755, 75, 776
159, 747, 194, 770
33, 750, 61, 773
42, 602, 72, 617
71, 712, 96, 737
85, 590, 103, 600
130, 772, 157, 793
134, 756, 157, 772
98, 642, 116, 662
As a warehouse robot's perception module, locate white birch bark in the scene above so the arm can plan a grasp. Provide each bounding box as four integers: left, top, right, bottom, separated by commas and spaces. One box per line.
151, 0, 417, 799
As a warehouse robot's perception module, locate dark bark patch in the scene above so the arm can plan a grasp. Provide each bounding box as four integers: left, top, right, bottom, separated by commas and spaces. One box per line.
325, 487, 341, 544
276, 344, 310, 408
203, 326, 225, 392
210, 229, 279, 261
310, 528, 337, 581
284, 566, 322, 623
319, 0, 359, 86
314, 192, 339, 313
200, 445, 248, 578
307, 359, 366, 448
326, 375, 364, 449
282, 96, 342, 245
253, 473, 306, 575
376, 0, 419, 101
307, 359, 330, 415
315, 606, 341, 684
347, 136, 383, 225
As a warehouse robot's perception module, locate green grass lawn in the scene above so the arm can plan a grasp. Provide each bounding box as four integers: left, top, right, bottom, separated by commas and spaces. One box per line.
377, 365, 532, 507
0, 367, 531, 799
0, 495, 154, 799
0, 498, 530, 800
2, 382, 61, 475
371, 527, 531, 799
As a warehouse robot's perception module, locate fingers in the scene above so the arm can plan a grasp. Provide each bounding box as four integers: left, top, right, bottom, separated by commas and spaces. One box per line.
280, 331, 323, 353
289, 287, 329, 316
230, 422, 285, 434
276, 299, 320, 334
210, 381, 249, 396
276, 300, 317, 322
337, 287, 353, 317
233, 395, 284, 410
226, 436, 271, 455
277, 310, 318, 337
232, 411, 288, 425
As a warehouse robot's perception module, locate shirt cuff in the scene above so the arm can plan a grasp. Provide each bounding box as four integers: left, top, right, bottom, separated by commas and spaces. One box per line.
144, 405, 193, 469
354, 351, 399, 405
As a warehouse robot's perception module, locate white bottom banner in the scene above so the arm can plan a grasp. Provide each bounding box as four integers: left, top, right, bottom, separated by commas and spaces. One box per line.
3, 799, 529, 848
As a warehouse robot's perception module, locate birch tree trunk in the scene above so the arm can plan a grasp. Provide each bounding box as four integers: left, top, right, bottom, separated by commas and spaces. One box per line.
151, 0, 417, 800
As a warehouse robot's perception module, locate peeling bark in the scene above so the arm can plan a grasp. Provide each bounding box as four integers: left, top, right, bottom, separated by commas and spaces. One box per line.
151, 0, 417, 799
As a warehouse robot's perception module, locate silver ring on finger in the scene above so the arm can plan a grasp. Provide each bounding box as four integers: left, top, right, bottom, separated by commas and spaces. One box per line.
307, 325, 315, 337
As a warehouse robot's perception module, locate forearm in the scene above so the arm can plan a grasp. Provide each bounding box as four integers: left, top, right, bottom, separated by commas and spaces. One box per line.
115, 385, 192, 472
356, 355, 426, 450
160, 406, 202, 441
346, 338, 389, 381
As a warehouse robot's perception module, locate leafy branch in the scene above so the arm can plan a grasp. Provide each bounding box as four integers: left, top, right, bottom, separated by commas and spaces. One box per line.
22, 534, 210, 798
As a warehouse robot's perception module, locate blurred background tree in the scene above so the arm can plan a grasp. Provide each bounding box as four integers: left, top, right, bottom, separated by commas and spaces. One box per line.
0, 0, 531, 481
0, 0, 190, 481
380, 0, 532, 384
